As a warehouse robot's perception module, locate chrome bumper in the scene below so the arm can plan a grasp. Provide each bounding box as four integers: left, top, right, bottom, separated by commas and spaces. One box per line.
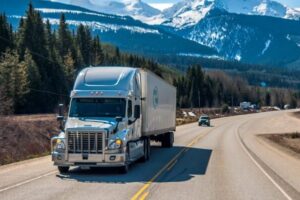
52, 152, 126, 167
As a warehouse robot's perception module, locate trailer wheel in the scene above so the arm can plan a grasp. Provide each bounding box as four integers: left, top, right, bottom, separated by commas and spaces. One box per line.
162, 132, 174, 148
58, 166, 69, 174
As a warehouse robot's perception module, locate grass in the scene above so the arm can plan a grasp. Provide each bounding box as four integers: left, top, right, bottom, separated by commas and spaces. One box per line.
261, 132, 300, 155
0, 114, 59, 165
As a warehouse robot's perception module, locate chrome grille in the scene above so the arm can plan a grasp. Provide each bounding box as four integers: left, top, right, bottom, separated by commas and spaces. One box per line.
67, 132, 103, 154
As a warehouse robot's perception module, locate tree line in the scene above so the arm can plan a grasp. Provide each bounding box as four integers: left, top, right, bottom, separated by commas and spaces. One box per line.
156, 54, 300, 90
174, 65, 299, 109
0, 3, 298, 115
0, 3, 162, 115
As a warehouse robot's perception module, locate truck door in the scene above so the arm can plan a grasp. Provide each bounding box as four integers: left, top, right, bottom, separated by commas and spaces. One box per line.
133, 72, 142, 138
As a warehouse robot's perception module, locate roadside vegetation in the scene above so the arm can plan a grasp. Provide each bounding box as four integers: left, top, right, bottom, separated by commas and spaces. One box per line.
260, 133, 300, 156
0, 115, 59, 165
174, 66, 299, 109
157, 55, 300, 90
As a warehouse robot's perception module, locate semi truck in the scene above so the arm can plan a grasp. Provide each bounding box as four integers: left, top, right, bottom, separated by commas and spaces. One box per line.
51, 67, 176, 173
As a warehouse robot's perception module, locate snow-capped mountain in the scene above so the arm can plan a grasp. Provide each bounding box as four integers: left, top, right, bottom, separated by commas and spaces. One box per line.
1, 0, 300, 66
162, 0, 300, 29
69, 0, 164, 24
162, 0, 218, 28
0, 0, 215, 56
156, 0, 300, 65
55, 0, 300, 27
162, 8, 300, 64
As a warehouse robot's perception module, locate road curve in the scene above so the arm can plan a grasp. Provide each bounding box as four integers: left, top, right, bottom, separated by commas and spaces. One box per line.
0, 111, 300, 200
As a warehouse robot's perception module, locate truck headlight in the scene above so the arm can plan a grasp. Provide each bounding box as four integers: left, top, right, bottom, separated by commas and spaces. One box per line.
53, 139, 65, 152
108, 139, 123, 150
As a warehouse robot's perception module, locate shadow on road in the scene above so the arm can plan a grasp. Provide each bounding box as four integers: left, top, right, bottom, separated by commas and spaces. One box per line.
57, 146, 212, 184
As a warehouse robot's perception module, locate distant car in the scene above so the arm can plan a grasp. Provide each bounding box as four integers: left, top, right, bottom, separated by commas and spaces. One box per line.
198, 115, 210, 126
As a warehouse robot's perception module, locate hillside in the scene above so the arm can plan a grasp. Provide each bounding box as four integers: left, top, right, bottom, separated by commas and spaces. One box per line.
161, 8, 300, 65
0, 0, 215, 56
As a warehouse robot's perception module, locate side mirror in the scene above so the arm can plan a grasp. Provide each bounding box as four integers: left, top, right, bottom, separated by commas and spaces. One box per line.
134, 105, 140, 119
57, 104, 64, 121
57, 104, 65, 130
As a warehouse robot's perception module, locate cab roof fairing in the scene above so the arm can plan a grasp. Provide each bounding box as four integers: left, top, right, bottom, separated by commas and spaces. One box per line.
72, 66, 138, 97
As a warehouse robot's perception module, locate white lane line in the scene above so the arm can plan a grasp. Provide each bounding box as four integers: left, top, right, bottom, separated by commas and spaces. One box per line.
236, 126, 293, 200
0, 171, 57, 193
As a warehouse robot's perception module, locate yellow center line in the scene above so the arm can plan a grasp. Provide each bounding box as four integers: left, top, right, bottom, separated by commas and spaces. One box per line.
131, 148, 186, 200
139, 191, 149, 200
131, 131, 209, 200
167, 159, 178, 171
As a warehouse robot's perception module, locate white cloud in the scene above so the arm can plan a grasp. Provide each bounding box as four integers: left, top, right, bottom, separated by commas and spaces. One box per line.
149, 3, 173, 11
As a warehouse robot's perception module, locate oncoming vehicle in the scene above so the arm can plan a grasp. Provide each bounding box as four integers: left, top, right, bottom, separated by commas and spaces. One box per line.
198, 115, 210, 126
51, 67, 176, 174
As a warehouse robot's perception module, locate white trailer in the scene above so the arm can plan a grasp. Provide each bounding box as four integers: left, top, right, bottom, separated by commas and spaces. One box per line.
51, 67, 176, 173
141, 71, 176, 139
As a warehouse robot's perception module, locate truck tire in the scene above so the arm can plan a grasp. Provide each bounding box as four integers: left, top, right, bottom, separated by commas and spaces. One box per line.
119, 164, 129, 174
58, 166, 69, 174
140, 137, 150, 162
147, 138, 151, 159
162, 132, 174, 148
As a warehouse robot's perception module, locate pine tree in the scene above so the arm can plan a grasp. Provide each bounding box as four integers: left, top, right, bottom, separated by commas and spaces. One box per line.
24, 49, 41, 90
63, 50, 75, 90
58, 14, 72, 58
21, 49, 41, 113
91, 35, 104, 66
0, 14, 13, 55
0, 50, 29, 113
18, 2, 48, 76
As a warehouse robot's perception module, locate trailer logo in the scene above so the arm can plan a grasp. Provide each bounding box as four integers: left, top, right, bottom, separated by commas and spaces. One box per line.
153, 86, 159, 109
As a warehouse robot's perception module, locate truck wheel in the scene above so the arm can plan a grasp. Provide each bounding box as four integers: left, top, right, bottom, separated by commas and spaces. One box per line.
58, 166, 69, 174
162, 132, 174, 148
147, 138, 151, 159
140, 138, 150, 162
119, 164, 129, 174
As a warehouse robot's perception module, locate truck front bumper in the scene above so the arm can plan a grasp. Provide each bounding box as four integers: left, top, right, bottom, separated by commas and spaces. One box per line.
52, 152, 127, 167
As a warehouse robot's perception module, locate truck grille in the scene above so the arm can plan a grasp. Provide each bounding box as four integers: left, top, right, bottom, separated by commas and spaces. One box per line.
67, 132, 104, 154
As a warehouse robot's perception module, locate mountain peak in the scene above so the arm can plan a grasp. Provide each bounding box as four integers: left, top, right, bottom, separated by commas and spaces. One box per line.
63, 0, 300, 28
162, 0, 300, 28
69, 0, 161, 21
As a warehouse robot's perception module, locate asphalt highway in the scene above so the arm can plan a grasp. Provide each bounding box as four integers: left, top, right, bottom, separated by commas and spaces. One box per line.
0, 111, 300, 200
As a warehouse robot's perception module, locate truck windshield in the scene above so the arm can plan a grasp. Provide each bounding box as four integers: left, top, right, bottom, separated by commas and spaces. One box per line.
69, 98, 126, 118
